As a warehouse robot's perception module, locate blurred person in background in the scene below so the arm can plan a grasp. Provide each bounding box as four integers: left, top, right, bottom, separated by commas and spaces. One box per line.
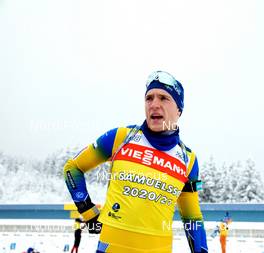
71, 218, 86, 253
220, 212, 232, 253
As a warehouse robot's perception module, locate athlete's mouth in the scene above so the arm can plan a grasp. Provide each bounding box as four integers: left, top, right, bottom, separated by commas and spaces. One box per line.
150, 114, 163, 120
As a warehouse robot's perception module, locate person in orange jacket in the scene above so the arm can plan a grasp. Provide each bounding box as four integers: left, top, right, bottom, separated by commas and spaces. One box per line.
219, 212, 232, 253
219, 221, 228, 253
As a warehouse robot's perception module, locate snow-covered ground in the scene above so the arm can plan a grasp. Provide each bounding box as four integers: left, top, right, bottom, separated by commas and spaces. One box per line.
1, 219, 264, 253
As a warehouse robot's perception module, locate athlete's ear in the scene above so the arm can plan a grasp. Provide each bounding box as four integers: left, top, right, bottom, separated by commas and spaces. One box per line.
176, 108, 181, 117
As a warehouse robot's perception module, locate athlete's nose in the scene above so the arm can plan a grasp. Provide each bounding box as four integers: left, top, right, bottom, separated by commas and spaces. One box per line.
150, 96, 161, 109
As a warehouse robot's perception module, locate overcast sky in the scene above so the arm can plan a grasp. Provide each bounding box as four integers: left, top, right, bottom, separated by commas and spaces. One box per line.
0, 0, 263, 177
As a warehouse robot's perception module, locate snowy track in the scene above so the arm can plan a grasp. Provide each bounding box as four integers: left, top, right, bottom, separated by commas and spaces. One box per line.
1, 220, 264, 253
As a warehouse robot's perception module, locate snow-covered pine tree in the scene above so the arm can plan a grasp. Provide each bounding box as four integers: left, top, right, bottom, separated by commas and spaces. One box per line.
199, 156, 225, 203
221, 161, 242, 203
235, 159, 264, 203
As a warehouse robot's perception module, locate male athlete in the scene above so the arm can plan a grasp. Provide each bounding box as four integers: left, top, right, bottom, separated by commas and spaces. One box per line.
64, 70, 208, 253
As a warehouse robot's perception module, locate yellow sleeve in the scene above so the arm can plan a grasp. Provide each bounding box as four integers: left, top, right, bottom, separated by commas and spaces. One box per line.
111, 127, 130, 155
177, 192, 203, 221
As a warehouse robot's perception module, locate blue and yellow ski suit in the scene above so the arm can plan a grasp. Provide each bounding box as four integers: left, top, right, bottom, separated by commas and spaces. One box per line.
64, 123, 208, 253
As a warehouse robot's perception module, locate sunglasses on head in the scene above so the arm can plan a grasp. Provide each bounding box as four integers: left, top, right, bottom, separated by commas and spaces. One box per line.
146, 71, 182, 96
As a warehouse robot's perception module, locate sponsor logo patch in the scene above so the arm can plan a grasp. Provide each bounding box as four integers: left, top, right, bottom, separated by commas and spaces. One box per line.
112, 203, 120, 212
115, 143, 187, 183
108, 211, 122, 219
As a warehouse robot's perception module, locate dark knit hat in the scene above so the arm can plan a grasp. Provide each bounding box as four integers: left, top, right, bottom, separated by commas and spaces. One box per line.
145, 71, 184, 113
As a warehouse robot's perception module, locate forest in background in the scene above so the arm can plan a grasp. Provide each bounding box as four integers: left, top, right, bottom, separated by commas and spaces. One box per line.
0, 148, 263, 204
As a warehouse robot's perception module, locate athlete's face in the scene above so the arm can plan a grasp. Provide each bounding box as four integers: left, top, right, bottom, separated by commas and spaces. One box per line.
145, 89, 181, 132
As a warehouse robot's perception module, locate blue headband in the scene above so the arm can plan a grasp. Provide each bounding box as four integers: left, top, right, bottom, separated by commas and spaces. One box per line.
145, 71, 184, 113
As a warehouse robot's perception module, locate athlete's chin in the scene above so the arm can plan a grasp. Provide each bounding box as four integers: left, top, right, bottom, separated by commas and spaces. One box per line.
147, 121, 165, 132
